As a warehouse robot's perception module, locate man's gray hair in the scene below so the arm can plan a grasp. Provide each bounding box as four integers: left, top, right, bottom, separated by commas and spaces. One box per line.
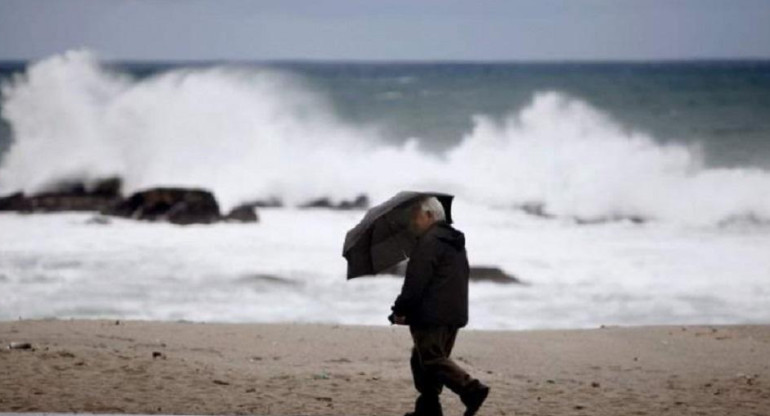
416, 196, 446, 221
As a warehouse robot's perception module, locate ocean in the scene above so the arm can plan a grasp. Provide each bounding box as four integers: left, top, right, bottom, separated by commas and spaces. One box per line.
1, 50, 769, 329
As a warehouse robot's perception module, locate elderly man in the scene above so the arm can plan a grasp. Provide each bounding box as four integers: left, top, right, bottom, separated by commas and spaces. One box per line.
389, 196, 490, 416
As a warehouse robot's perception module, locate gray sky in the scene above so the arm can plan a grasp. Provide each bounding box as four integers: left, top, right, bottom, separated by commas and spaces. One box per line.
1, 0, 769, 62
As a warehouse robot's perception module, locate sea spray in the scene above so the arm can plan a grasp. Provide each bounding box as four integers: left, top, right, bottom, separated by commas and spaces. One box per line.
0, 50, 412, 208
446, 92, 770, 225
2, 50, 770, 226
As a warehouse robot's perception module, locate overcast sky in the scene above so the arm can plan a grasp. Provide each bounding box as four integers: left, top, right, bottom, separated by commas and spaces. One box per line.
1, 0, 769, 62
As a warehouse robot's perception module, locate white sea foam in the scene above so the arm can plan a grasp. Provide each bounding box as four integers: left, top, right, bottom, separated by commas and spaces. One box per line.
2, 50, 770, 226
445, 94, 770, 225
1, 207, 768, 328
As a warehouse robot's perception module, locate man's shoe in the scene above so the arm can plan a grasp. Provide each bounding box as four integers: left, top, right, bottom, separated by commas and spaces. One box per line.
462, 383, 490, 416
405, 394, 443, 416
404, 409, 442, 416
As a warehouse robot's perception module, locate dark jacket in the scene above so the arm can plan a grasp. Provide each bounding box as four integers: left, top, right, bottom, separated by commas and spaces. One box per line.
391, 220, 470, 328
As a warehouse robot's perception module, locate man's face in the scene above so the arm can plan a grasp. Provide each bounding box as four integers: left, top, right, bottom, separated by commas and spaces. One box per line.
410, 207, 434, 236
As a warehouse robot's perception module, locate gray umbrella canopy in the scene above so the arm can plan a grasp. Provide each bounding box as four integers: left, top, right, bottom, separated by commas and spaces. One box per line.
342, 191, 454, 279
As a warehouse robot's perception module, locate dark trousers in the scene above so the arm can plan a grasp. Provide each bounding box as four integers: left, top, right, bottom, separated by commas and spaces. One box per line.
409, 325, 475, 412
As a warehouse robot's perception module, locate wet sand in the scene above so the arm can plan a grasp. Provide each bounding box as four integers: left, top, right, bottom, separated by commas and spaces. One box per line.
1, 320, 769, 415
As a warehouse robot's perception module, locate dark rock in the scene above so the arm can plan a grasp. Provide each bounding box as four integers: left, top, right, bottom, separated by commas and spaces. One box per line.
337, 194, 369, 210
0, 192, 30, 211
102, 187, 221, 225
300, 194, 369, 210
90, 177, 122, 198
1, 178, 260, 226
518, 202, 555, 219
26, 193, 117, 212
0, 177, 123, 212
300, 197, 333, 209
224, 204, 259, 223
469, 266, 523, 284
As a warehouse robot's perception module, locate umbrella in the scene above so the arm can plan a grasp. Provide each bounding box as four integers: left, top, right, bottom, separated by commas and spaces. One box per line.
342, 191, 454, 279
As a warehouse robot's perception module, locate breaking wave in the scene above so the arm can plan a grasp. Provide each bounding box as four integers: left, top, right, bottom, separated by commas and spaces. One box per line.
2, 50, 770, 226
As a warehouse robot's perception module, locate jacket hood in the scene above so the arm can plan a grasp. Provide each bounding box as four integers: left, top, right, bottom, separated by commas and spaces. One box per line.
429, 221, 465, 250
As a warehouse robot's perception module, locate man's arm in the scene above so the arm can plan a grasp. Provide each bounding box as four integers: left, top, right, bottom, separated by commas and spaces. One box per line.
391, 237, 438, 319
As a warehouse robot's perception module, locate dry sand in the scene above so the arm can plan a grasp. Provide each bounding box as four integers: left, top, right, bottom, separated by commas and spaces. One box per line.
1, 320, 769, 415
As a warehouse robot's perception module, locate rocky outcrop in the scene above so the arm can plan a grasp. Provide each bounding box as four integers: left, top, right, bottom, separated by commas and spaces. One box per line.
0, 177, 122, 212
101, 187, 221, 225
518, 202, 555, 219
0, 192, 30, 211
224, 204, 259, 223
337, 194, 370, 210
0, 178, 261, 225
467, 266, 523, 284
300, 194, 369, 210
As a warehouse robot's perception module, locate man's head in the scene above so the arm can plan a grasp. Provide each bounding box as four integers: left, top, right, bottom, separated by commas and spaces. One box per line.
409, 196, 446, 236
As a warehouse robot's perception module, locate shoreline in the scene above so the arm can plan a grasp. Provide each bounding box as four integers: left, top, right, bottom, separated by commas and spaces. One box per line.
1, 320, 769, 415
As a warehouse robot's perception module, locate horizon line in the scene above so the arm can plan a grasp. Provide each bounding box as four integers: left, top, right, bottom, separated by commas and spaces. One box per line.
1, 56, 770, 66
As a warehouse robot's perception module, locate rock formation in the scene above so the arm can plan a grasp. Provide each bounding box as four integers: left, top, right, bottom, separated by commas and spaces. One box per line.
101, 187, 221, 225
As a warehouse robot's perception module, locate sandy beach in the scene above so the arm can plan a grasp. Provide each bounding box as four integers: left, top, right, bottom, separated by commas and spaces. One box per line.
0, 320, 768, 415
